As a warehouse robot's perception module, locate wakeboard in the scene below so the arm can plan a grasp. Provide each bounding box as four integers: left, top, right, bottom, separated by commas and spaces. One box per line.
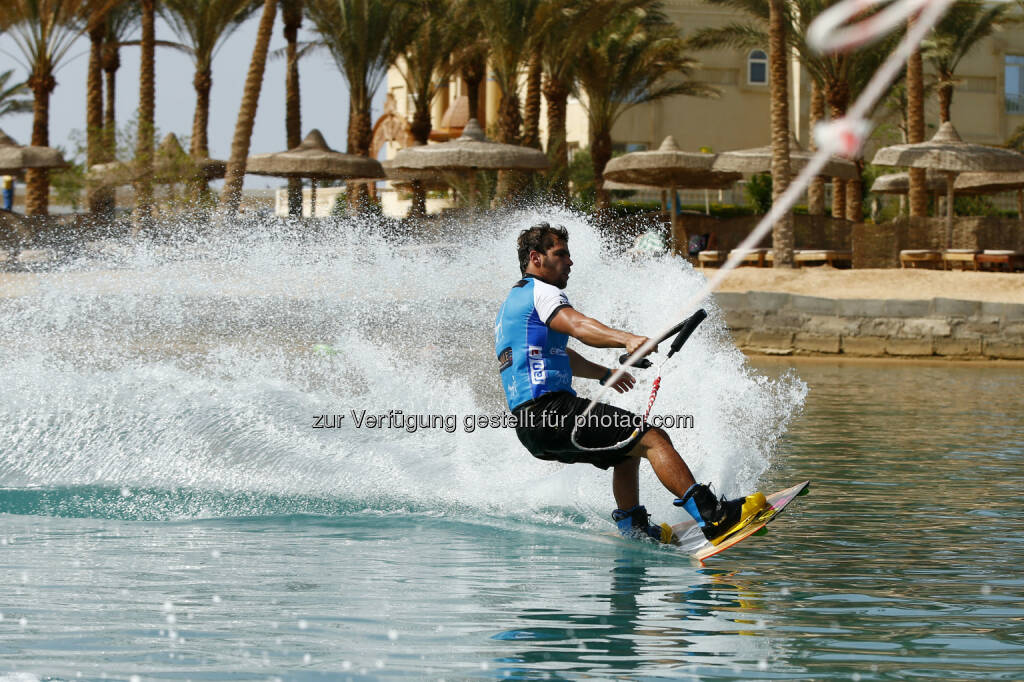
669, 480, 811, 564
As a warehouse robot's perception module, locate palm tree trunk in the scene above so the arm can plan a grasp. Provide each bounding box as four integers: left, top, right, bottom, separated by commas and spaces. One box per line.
829, 103, 846, 217
220, 0, 278, 215
25, 72, 56, 216
907, 23, 927, 218
407, 102, 432, 219
938, 78, 953, 124
99, 43, 119, 217
87, 23, 110, 218
543, 74, 570, 205
807, 81, 825, 216
591, 127, 612, 212
284, 2, 303, 217
495, 88, 525, 204
521, 51, 542, 149
102, 44, 119, 161
134, 0, 156, 231
190, 66, 212, 158
825, 84, 848, 220
769, 0, 793, 267
347, 99, 373, 210
845, 160, 863, 222
461, 53, 486, 127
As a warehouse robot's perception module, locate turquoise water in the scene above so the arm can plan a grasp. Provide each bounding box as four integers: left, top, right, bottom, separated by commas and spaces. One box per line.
1, 215, 1022, 679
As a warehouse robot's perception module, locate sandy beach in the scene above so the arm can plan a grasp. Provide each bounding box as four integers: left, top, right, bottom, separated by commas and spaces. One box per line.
707, 266, 1024, 303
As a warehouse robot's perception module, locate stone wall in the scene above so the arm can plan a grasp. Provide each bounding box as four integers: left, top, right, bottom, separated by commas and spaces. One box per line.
852, 217, 1024, 269
715, 291, 1024, 360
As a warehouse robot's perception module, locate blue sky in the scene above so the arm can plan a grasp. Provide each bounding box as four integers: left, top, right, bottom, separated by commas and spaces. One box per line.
0, 10, 386, 189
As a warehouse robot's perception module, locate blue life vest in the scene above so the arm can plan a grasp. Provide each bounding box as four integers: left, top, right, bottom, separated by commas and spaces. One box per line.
495, 275, 575, 410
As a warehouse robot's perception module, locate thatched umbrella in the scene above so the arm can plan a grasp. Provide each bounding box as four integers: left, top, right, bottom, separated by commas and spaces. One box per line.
391, 118, 548, 172
429, 95, 471, 142
90, 133, 226, 187
870, 172, 946, 195
246, 129, 384, 216
870, 171, 948, 218
955, 171, 1024, 218
380, 159, 449, 191
390, 118, 548, 210
343, 160, 450, 215
712, 136, 859, 180
0, 129, 67, 175
603, 136, 740, 253
872, 122, 1024, 246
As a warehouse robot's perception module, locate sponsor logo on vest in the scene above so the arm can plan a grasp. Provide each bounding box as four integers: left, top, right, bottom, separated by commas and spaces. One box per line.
498, 346, 513, 371
530, 358, 545, 384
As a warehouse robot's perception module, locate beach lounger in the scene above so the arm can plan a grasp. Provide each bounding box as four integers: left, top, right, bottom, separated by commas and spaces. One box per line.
899, 249, 942, 269
729, 248, 771, 267
794, 249, 852, 268
941, 249, 979, 271
697, 249, 724, 269
975, 250, 1024, 272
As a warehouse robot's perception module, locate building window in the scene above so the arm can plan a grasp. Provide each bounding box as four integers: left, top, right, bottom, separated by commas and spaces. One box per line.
1006, 55, 1024, 114
748, 50, 768, 85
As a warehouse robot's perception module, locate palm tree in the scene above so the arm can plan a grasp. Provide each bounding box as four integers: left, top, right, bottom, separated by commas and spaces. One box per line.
768, 0, 792, 266
134, 0, 156, 228
807, 80, 825, 215
475, 0, 540, 147
925, 0, 1010, 124
471, 0, 542, 202
281, 0, 303, 216
160, 0, 262, 160
449, 0, 487, 124
86, 15, 106, 215
575, 5, 717, 211
0, 70, 33, 119
906, 23, 926, 218
306, 0, 414, 156
5, 0, 116, 215
522, 51, 542, 149
392, 0, 462, 217
536, 0, 644, 204
219, 0, 277, 214
306, 0, 415, 208
101, 4, 141, 160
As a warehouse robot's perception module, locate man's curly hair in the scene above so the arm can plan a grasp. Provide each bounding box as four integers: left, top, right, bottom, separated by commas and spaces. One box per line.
517, 222, 569, 275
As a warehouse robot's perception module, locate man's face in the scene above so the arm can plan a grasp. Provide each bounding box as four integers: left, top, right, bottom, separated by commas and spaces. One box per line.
532, 238, 572, 288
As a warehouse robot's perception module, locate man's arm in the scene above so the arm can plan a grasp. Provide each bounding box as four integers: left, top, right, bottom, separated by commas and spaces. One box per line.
549, 307, 653, 355
566, 347, 636, 393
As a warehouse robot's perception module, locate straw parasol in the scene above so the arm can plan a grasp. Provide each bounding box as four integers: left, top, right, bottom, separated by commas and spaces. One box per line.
390, 118, 547, 209
380, 159, 449, 191
246, 129, 384, 215
870, 171, 945, 195
0, 129, 68, 174
954, 171, 1024, 218
712, 136, 859, 180
603, 136, 741, 253
89, 133, 226, 187
872, 122, 1024, 246
429, 95, 471, 142
390, 118, 548, 172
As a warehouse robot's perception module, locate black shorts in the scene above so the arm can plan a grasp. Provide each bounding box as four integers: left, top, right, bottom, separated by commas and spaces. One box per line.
513, 391, 651, 470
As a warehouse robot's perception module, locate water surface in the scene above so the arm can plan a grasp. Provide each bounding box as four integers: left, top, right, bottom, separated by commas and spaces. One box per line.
1, 214, 1021, 680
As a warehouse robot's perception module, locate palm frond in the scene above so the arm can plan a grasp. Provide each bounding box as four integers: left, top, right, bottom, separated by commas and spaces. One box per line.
0, 69, 33, 118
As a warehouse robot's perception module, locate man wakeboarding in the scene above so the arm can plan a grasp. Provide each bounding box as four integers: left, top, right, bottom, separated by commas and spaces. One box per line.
495, 223, 766, 544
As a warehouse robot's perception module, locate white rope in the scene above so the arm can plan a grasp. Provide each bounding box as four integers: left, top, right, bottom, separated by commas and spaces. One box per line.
583, 0, 957, 420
